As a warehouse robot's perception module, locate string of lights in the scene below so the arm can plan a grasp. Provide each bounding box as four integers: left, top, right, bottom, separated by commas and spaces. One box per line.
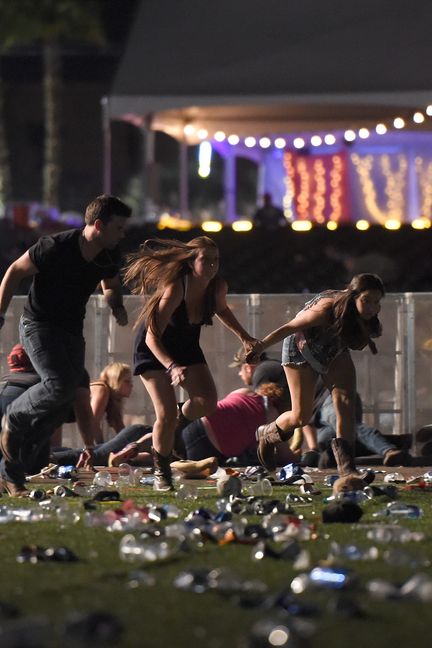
175, 103, 432, 233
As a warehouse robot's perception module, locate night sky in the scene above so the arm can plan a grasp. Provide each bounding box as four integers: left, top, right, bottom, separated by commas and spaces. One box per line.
1, 0, 139, 83
0, 0, 154, 209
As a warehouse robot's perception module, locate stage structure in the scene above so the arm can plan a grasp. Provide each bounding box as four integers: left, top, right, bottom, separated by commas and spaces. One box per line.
1, 293, 431, 455
104, 0, 432, 224
210, 130, 432, 226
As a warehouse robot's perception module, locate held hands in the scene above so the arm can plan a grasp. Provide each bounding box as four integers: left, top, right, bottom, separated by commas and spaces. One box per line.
76, 447, 95, 470
112, 305, 128, 327
167, 363, 187, 387
244, 339, 264, 363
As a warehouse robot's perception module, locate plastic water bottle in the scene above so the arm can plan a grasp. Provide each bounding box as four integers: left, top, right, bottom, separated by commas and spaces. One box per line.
366, 525, 425, 543
243, 478, 273, 497
175, 483, 198, 501
93, 471, 113, 488
378, 502, 423, 519
116, 463, 131, 488
119, 534, 180, 564
389, 502, 422, 518
329, 541, 379, 561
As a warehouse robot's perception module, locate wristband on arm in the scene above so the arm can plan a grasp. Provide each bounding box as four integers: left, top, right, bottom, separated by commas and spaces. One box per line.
165, 362, 178, 374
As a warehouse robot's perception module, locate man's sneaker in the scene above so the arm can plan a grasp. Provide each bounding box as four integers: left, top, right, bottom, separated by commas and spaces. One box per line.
421, 441, 432, 456
416, 425, 432, 443
318, 448, 337, 469
299, 449, 320, 467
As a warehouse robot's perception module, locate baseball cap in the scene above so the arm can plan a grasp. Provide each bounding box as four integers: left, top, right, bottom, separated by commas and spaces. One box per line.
7, 344, 33, 372
228, 346, 268, 368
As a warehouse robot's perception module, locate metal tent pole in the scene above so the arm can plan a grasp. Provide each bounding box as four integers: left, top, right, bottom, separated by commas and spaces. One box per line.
101, 96, 112, 194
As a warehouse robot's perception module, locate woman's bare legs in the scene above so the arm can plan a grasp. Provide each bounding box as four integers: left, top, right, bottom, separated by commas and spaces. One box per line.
275, 364, 318, 433
140, 371, 177, 456
322, 352, 374, 490
256, 364, 319, 471
322, 351, 356, 446
180, 364, 218, 420
140, 364, 217, 457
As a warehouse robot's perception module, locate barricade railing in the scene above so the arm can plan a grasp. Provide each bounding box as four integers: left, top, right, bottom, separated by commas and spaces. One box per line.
1, 293, 430, 452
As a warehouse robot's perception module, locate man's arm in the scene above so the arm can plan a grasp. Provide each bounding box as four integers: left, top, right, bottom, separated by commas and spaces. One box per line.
73, 386, 98, 470
101, 275, 128, 326
0, 251, 38, 329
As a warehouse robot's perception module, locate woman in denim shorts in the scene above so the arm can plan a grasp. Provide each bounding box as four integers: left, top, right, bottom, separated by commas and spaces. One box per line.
248, 274, 385, 492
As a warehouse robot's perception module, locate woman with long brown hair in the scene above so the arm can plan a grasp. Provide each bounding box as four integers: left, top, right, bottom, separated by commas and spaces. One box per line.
124, 236, 256, 490
247, 273, 385, 492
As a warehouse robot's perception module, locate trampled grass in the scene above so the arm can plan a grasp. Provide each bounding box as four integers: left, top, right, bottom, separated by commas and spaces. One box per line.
0, 476, 431, 647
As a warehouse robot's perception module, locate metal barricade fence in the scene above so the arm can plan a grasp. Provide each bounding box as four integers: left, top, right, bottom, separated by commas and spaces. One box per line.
0, 294, 430, 452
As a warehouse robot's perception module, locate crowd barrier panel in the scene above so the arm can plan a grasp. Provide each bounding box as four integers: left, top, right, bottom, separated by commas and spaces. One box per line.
0, 294, 429, 453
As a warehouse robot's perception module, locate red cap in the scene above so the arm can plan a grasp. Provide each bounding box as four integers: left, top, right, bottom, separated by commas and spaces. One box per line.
7, 344, 33, 372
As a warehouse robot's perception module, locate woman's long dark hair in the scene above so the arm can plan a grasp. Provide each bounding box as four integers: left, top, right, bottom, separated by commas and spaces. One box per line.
123, 236, 220, 332
331, 273, 385, 353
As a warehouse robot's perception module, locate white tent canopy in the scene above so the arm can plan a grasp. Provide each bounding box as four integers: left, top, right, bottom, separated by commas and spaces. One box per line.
108, 0, 432, 141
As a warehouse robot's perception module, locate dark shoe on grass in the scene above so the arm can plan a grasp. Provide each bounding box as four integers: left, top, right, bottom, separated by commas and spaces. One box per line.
421, 441, 432, 457
416, 425, 432, 443
318, 448, 337, 469
299, 449, 320, 467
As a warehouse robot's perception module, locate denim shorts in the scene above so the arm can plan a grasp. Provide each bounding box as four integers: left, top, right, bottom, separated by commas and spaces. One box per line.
282, 332, 346, 374
281, 334, 307, 367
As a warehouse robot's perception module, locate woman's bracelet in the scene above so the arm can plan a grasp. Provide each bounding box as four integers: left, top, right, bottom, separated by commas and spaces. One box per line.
165, 361, 178, 374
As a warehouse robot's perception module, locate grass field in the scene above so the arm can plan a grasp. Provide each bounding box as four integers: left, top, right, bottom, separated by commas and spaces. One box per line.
0, 469, 431, 648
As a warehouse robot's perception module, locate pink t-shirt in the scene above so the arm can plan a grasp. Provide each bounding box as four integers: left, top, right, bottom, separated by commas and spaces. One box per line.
203, 391, 266, 456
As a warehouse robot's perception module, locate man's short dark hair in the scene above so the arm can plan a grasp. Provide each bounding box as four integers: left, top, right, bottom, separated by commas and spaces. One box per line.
84, 195, 132, 225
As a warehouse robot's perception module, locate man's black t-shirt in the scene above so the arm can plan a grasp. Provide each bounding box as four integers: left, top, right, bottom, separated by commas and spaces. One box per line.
23, 229, 121, 335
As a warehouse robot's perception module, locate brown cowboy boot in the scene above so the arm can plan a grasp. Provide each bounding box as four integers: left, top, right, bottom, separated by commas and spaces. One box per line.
0, 477, 29, 497
0, 415, 20, 465
331, 438, 375, 493
256, 421, 290, 472
172, 408, 189, 460
0, 416, 28, 496
151, 447, 174, 492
